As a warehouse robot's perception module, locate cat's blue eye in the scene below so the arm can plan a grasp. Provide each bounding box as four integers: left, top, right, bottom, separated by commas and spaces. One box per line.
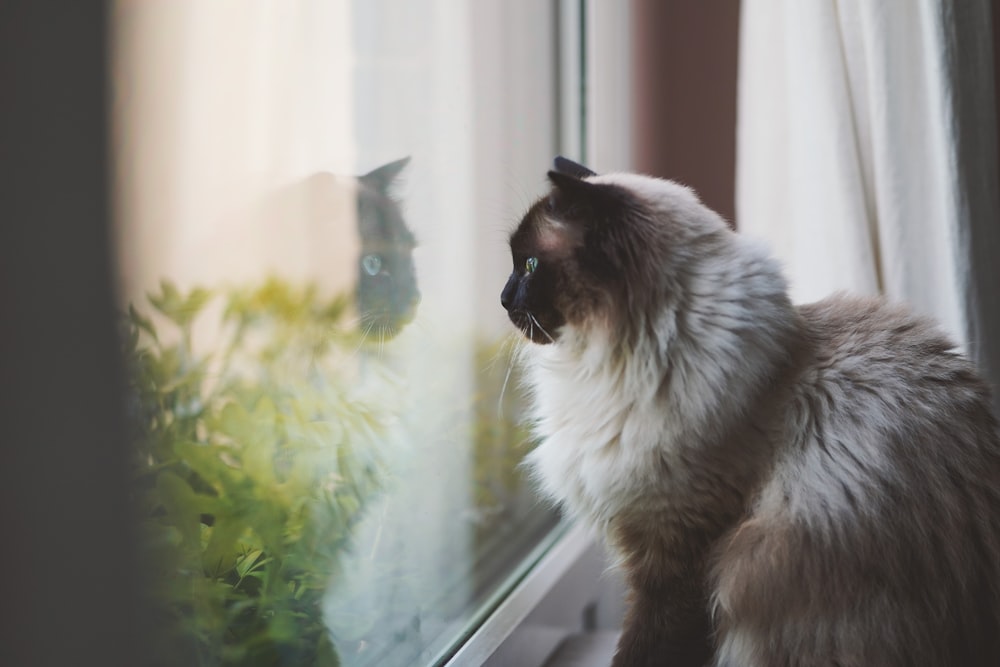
525, 257, 538, 274
362, 254, 382, 276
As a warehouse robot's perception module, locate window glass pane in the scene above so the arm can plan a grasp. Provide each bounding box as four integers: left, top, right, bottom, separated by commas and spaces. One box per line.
111, 2, 565, 665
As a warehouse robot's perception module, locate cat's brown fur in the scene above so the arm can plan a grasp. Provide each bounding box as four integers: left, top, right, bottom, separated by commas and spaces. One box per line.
503, 159, 1000, 666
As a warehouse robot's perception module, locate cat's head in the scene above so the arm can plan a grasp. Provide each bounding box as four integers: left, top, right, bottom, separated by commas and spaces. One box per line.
355, 157, 420, 336
501, 157, 730, 345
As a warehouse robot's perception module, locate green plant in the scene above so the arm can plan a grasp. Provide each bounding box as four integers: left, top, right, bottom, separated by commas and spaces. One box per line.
125, 279, 395, 666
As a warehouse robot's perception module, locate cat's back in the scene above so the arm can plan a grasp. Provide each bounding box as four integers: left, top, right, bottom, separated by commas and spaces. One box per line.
712, 293, 1000, 666
784, 293, 1000, 541
790, 294, 998, 469
798, 293, 991, 408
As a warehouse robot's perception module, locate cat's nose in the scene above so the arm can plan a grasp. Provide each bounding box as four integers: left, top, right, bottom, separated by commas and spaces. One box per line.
501, 277, 516, 311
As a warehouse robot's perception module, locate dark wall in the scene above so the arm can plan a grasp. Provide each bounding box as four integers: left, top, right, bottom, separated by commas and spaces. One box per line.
995, 0, 1000, 200
1, 3, 141, 666
630, 0, 741, 226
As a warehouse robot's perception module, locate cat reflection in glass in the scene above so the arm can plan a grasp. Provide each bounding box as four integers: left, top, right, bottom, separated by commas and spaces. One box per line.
265, 156, 420, 342
348, 157, 420, 338
502, 157, 1000, 666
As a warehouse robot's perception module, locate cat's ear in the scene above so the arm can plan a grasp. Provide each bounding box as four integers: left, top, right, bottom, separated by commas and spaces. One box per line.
547, 170, 597, 196
553, 155, 596, 179
547, 170, 622, 205
360, 156, 410, 194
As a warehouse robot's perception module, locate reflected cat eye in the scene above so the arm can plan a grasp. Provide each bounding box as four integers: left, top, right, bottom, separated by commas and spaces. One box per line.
525, 257, 539, 274
362, 254, 382, 276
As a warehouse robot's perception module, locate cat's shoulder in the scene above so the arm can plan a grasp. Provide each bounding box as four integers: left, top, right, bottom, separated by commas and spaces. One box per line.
790, 292, 989, 413
796, 292, 957, 358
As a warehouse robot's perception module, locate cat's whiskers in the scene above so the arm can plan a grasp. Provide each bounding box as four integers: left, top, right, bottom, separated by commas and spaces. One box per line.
353, 318, 377, 357
378, 323, 387, 358
484, 331, 517, 373
341, 313, 363, 329
528, 312, 556, 343
496, 332, 524, 419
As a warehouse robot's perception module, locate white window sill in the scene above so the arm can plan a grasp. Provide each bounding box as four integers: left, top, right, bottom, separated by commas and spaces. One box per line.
445, 521, 624, 667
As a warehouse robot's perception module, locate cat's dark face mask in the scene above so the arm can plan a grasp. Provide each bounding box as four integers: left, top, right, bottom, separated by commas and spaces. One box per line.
501, 242, 564, 344
501, 157, 600, 345
355, 158, 421, 337
503, 156, 648, 345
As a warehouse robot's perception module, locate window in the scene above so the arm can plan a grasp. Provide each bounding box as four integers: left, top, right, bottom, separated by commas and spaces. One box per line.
111, 2, 577, 665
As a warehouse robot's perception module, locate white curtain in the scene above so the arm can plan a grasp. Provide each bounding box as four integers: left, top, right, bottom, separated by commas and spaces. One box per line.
737, 0, 1000, 403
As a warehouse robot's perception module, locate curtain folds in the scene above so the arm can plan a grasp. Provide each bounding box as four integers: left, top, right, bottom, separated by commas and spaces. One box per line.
737, 0, 1000, 403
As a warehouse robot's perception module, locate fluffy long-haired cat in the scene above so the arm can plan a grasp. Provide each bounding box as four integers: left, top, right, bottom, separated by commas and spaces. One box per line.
501, 157, 1000, 666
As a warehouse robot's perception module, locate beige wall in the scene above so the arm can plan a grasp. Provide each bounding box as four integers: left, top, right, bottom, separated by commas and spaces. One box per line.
630, 0, 741, 226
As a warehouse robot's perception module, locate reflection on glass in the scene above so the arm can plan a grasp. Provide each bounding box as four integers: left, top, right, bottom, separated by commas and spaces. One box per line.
266, 157, 420, 341
113, 1, 562, 666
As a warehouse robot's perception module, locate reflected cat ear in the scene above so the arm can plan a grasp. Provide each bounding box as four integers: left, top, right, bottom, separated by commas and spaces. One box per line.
360, 156, 411, 193
553, 156, 596, 178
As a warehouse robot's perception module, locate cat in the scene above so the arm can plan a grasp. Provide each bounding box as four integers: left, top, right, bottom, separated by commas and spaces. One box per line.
351, 157, 420, 337
264, 157, 420, 338
501, 156, 1000, 666
118, 155, 420, 342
